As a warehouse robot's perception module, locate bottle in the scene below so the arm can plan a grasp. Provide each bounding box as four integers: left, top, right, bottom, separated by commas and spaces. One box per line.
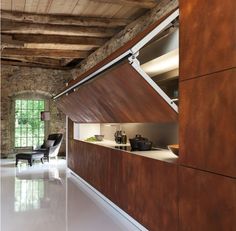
117, 131, 122, 144
114, 130, 122, 144
121, 131, 127, 144
114, 131, 118, 143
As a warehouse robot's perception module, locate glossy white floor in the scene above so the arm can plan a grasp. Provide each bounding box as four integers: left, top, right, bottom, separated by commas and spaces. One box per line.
1, 158, 143, 231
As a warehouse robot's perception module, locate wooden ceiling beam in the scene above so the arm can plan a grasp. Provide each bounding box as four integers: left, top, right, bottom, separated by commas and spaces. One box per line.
1, 55, 63, 66
1, 34, 24, 46
1, 59, 70, 70
89, 0, 157, 8
1, 42, 22, 49
60, 58, 76, 66
1, 20, 119, 37
2, 48, 91, 58
23, 43, 98, 51
10, 34, 108, 46
1, 10, 131, 28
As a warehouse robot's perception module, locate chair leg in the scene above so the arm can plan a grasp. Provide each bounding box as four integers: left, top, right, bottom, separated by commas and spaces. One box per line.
16, 158, 18, 167
41, 158, 44, 164
28, 159, 32, 166
44, 155, 49, 162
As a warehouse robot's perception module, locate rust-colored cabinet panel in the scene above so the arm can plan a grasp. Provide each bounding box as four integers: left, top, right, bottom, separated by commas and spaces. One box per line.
179, 69, 236, 177
179, 166, 236, 231
179, 0, 236, 80
67, 118, 73, 140
68, 140, 77, 173
106, 149, 127, 207
123, 154, 178, 231
56, 60, 177, 123
68, 140, 111, 195
68, 140, 178, 231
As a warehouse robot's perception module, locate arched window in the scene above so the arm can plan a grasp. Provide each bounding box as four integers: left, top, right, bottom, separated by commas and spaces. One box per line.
14, 99, 46, 148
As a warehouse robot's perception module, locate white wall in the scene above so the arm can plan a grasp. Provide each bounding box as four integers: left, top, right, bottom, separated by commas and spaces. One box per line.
73, 123, 101, 140
101, 123, 178, 148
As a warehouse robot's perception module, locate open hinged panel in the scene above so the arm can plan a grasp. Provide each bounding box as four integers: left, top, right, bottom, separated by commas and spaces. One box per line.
54, 9, 179, 123
129, 9, 179, 113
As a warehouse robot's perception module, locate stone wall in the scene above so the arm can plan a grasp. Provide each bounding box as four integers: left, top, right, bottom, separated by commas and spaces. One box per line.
71, 0, 178, 78
1, 65, 72, 157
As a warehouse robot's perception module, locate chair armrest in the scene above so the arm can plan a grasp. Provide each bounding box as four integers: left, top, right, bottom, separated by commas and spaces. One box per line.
34, 148, 49, 155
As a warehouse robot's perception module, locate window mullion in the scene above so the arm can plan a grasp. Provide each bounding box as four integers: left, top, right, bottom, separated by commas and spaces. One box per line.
15, 99, 45, 149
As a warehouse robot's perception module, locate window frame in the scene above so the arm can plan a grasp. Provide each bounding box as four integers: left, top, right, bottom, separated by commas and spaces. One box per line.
12, 93, 49, 151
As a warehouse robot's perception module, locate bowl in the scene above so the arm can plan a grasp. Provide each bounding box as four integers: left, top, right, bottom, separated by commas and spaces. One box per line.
168, 144, 179, 155
95, 135, 104, 141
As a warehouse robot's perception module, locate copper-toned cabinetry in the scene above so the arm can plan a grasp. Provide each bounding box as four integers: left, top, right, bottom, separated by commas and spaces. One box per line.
179, 69, 236, 177
179, 0, 236, 230
179, 0, 236, 80
68, 140, 178, 231
179, 0, 236, 176
179, 166, 236, 231
57, 60, 178, 123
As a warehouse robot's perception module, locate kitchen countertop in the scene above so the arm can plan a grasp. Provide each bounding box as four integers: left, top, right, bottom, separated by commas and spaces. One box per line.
80, 139, 178, 164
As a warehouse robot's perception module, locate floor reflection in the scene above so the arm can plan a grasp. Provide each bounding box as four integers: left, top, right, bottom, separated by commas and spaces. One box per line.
14, 161, 64, 212
14, 178, 44, 212
1, 158, 142, 231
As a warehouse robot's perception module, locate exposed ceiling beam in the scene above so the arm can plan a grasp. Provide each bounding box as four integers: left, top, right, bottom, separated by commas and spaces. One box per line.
89, 0, 157, 8
24, 43, 98, 51
11, 34, 109, 46
1, 55, 81, 68
1, 20, 119, 37
1, 35, 24, 46
1, 10, 131, 28
1, 56, 63, 66
1, 60, 70, 70
60, 58, 76, 66
1, 42, 22, 49
2, 48, 91, 58
23, 43, 98, 51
